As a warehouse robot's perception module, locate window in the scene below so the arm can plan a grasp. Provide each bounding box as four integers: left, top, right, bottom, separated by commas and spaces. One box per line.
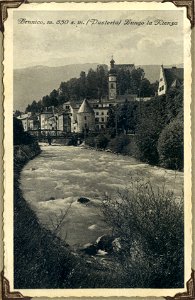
107, 111, 109, 115
84, 116, 87, 120
101, 117, 104, 122
101, 125, 104, 129
95, 118, 99, 123
161, 85, 164, 90
101, 112, 104, 115
96, 112, 99, 115
111, 83, 114, 88
160, 78, 163, 82
85, 123, 87, 128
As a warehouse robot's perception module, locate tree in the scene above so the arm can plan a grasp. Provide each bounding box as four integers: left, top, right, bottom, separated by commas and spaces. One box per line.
59, 82, 70, 103
14, 110, 22, 117
117, 69, 131, 95
140, 78, 153, 97
135, 115, 163, 164
117, 100, 138, 133
86, 68, 98, 99
50, 89, 59, 107
96, 66, 108, 99
157, 119, 183, 170
106, 105, 117, 136
79, 71, 87, 99
13, 117, 34, 145
42, 95, 52, 108
131, 67, 145, 94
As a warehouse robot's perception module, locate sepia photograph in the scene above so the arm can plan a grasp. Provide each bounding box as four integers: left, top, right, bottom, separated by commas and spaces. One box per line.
3, 2, 192, 297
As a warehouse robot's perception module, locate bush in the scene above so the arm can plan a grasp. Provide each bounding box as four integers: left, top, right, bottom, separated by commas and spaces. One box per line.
157, 119, 183, 170
108, 134, 130, 153
101, 180, 184, 288
96, 134, 109, 149
85, 136, 96, 147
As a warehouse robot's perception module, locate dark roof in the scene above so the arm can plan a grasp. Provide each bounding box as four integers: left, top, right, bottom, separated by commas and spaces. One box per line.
164, 67, 183, 89
115, 64, 135, 68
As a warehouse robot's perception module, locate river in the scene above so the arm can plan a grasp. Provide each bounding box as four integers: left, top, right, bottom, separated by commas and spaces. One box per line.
20, 144, 183, 250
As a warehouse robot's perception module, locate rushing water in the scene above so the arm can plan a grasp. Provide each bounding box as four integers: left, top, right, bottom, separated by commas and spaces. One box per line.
20, 144, 183, 249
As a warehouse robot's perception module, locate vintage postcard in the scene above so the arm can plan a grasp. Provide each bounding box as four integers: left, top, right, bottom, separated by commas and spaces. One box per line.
2, 1, 192, 298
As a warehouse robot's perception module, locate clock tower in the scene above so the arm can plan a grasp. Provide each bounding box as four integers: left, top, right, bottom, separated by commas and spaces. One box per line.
108, 57, 117, 100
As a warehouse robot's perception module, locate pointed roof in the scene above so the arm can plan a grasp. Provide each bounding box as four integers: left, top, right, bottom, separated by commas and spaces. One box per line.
78, 99, 94, 114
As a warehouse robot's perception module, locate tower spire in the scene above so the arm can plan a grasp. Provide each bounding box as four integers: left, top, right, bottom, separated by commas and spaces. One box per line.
110, 55, 115, 69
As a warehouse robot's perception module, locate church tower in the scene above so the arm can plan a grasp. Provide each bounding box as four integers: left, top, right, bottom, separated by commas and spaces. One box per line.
108, 57, 117, 100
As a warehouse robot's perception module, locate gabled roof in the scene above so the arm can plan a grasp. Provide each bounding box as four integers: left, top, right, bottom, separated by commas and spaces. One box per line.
78, 99, 94, 114
163, 67, 183, 89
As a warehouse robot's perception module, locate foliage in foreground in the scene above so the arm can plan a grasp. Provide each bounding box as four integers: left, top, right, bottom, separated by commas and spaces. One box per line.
101, 180, 184, 288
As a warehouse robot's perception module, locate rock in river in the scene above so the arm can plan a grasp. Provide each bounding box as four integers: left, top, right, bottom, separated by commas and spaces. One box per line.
77, 197, 90, 204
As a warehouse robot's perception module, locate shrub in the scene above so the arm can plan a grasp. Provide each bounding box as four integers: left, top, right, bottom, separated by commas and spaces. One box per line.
108, 134, 130, 153
101, 180, 184, 288
122, 136, 138, 156
96, 134, 109, 149
85, 136, 96, 147
157, 119, 183, 170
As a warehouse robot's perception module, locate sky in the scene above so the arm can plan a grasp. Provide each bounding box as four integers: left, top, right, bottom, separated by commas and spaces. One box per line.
13, 10, 183, 69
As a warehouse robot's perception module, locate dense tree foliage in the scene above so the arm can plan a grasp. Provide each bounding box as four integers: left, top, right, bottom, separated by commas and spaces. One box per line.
158, 119, 183, 170
107, 101, 139, 135
13, 117, 34, 145
133, 86, 183, 169
104, 85, 183, 169
25, 66, 156, 113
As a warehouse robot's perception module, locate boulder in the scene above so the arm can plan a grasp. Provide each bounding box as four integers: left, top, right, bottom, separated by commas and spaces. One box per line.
81, 243, 97, 255
77, 197, 90, 204
96, 235, 115, 253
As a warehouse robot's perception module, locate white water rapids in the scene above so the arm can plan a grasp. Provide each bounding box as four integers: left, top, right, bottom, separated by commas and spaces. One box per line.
20, 144, 183, 249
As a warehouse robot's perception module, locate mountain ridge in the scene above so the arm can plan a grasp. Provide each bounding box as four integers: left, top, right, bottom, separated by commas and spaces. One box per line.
14, 63, 183, 111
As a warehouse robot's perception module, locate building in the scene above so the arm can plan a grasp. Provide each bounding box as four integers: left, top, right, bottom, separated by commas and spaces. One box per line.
115, 64, 135, 73
61, 58, 139, 132
108, 58, 117, 100
77, 99, 95, 133
18, 58, 151, 134
158, 65, 184, 96
39, 111, 54, 130
58, 112, 71, 133
28, 115, 40, 131
17, 112, 32, 131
